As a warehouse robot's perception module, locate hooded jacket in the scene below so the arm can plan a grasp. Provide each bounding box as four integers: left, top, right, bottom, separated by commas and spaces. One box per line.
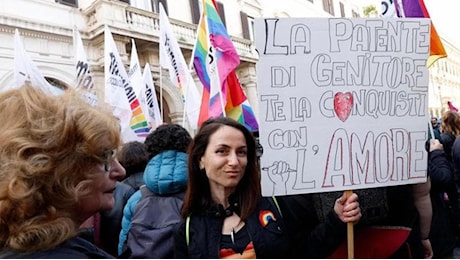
118, 150, 188, 257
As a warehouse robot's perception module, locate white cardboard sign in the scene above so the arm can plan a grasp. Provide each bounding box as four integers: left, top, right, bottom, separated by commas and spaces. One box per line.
254, 18, 430, 196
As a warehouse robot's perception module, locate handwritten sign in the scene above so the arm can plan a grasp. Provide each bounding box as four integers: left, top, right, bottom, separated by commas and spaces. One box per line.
254, 18, 430, 196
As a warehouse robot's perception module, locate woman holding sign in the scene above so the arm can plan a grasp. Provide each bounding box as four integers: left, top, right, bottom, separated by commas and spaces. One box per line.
173, 117, 361, 258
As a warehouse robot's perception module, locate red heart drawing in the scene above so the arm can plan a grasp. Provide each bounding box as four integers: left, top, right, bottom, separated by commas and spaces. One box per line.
334, 92, 353, 122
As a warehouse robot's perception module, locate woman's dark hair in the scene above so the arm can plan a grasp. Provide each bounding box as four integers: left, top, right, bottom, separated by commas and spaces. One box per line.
144, 123, 192, 159
181, 117, 260, 221
118, 141, 149, 178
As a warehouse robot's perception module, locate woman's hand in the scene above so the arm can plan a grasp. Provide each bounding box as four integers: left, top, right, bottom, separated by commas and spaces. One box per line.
333, 192, 361, 224
429, 138, 443, 152
421, 238, 433, 259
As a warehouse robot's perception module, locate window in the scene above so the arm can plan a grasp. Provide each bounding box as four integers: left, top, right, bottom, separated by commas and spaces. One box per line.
340, 2, 345, 17
241, 12, 255, 41
322, 0, 334, 16
190, 0, 200, 24
190, 0, 226, 27
216, 2, 227, 27
56, 0, 78, 7
152, 0, 168, 13
129, 0, 168, 13
129, 0, 150, 11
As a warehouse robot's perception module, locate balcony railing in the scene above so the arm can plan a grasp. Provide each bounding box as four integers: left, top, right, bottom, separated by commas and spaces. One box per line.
83, 0, 258, 62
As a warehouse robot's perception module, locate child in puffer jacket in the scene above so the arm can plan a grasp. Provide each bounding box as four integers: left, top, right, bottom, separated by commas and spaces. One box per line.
118, 124, 191, 258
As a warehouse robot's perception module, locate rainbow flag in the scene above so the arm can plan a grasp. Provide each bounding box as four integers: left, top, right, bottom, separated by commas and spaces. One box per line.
224, 71, 259, 131
382, 0, 447, 67
104, 26, 150, 142
193, 0, 258, 130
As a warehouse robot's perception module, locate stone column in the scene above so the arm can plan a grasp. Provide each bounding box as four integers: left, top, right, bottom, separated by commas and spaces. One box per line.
243, 79, 259, 122
237, 64, 260, 123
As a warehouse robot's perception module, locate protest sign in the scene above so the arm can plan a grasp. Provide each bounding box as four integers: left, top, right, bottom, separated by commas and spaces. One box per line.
254, 18, 431, 196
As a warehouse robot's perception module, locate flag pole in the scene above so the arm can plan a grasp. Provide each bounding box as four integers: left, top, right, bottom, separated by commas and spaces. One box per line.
159, 63, 164, 121
186, 6, 203, 128
181, 74, 187, 127
188, 12, 203, 71
72, 26, 79, 88
428, 116, 435, 140
158, 4, 164, 123
182, 100, 187, 128
345, 190, 354, 259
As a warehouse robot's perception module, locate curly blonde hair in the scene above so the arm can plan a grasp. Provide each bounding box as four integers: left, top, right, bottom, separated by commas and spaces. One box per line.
0, 85, 121, 252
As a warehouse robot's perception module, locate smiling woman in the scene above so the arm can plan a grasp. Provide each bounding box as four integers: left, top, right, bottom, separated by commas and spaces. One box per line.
0, 84, 126, 258
174, 117, 362, 258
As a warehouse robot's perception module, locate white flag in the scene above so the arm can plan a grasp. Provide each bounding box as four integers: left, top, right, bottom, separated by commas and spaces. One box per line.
142, 63, 163, 130
128, 39, 151, 125
128, 39, 143, 97
104, 25, 150, 142
159, 3, 201, 130
74, 28, 98, 106
13, 29, 61, 95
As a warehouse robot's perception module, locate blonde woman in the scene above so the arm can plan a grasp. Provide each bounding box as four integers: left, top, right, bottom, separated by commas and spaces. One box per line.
0, 85, 125, 258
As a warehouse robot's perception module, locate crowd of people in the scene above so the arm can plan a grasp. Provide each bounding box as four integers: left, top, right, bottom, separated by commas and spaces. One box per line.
2, 83, 460, 258
426, 113, 460, 258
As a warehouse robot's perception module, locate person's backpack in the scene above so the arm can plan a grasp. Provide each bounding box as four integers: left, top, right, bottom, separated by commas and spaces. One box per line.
126, 185, 184, 258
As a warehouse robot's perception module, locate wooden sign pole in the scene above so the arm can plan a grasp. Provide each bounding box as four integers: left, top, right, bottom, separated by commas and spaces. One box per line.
345, 190, 354, 259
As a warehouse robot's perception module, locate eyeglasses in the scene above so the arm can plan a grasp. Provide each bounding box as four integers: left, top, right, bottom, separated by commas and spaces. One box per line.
101, 149, 117, 172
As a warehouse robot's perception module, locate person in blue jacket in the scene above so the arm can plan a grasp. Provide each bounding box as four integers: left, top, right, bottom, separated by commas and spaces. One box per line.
173, 117, 361, 258
118, 123, 191, 258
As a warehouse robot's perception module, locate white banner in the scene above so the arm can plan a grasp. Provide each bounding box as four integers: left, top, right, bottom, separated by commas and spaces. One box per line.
13, 29, 61, 95
128, 39, 152, 127
159, 3, 201, 130
74, 28, 98, 105
142, 63, 163, 130
104, 25, 150, 142
128, 39, 143, 97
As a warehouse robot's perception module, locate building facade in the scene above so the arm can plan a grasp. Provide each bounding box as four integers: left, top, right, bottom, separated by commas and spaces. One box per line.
428, 39, 460, 118
0, 0, 457, 132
